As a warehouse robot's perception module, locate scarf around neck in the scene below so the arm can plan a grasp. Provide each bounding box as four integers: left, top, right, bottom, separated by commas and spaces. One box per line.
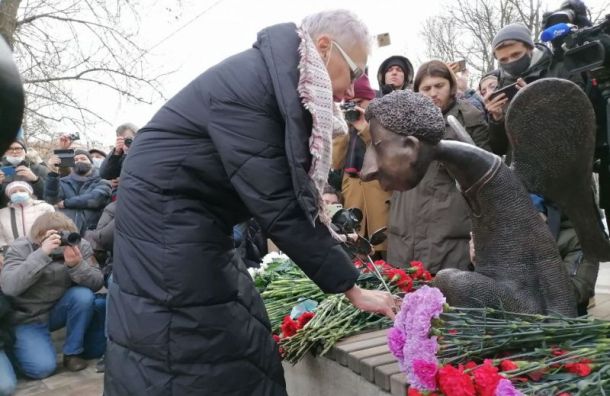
297, 28, 347, 238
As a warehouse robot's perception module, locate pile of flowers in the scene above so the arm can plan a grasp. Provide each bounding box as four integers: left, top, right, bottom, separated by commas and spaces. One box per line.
389, 286, 610, 395
251, 253, 433, 363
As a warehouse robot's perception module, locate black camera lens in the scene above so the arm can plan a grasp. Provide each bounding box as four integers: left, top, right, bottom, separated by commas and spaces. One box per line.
124, 138, 133, 147
59, 231, 81, 246
331, 208, 363, 234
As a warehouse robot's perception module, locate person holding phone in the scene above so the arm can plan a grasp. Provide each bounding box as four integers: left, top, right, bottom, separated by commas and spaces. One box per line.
484, 23, 553, 156
0, 140, 49, 207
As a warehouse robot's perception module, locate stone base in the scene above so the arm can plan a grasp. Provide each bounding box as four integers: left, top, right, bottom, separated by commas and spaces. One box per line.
284, 355, 392, 396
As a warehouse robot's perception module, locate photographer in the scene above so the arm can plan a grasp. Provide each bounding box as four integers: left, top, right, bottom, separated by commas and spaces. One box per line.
0, 139, 49, 207
99, 122, 137, 180
44, 149, 111, 235
332, 74, 391, 254
0, 212, 105, 378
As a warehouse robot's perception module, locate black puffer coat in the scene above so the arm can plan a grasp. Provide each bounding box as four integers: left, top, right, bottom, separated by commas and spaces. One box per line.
104, 23, 359, 396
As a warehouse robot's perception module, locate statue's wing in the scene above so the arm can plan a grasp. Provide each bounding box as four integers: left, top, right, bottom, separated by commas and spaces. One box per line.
506, 78, 610, 261
0, 37, 24, 153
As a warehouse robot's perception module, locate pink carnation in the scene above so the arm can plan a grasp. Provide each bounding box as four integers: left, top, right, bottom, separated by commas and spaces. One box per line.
495, 379, 524, 396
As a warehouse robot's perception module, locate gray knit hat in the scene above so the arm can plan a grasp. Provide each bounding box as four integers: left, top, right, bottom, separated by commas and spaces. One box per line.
492, 23, 534, 52
365, 90, 445, 144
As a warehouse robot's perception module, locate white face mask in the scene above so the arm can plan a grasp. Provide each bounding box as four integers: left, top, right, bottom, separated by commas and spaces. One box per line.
10, 192, 30, 205
92, 158, 104, 169
5, 156, 25, 166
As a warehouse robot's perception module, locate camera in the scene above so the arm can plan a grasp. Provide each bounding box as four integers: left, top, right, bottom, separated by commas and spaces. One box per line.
59, 231, 81, 247
67, 132, 80, 141
124, 137, 133, 147
331, 207, 363, 235
340, 101, 361, 123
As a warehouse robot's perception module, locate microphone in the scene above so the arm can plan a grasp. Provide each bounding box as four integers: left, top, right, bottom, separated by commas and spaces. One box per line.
540, 23, 575, 42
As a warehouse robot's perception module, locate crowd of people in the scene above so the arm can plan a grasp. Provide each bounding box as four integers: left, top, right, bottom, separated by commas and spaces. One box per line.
0, 123, 136, 395
0, 5, 603, 396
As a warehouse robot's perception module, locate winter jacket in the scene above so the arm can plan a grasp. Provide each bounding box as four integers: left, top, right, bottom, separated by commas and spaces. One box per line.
84, 201, 115, 282
0, 157, 49, 205
333, 124, 391, 251
104, 23, 360, 396
0, 237, 103, 324
0, 200, 55, 248
99, 148, 125, 180
44, 172, 112, 234
387, 100, 490, 273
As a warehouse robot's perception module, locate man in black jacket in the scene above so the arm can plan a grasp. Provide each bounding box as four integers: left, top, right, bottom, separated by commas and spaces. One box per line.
99, 123, 137, 180
104, 10, 396, 396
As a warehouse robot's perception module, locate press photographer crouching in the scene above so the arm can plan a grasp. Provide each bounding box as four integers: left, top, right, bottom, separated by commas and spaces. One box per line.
332, 74, 391, 256
0, 212, 105, 379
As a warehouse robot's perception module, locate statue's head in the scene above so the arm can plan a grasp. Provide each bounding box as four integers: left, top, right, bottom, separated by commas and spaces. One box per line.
360, 90, 445, 191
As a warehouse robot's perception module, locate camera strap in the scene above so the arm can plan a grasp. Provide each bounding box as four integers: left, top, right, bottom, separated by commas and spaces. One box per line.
9, 208, 19, 240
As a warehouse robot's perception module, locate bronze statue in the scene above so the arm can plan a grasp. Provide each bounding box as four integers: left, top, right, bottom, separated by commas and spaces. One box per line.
0, 37, 23, 152
361, 79, 608, 317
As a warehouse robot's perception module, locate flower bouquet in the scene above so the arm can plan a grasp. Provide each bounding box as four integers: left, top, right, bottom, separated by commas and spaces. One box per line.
389, 285, 610, 395
251, 253, 433, 363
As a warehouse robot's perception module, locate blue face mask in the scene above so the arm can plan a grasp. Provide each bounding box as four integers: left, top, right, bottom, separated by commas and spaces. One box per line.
10, 192, 30, 205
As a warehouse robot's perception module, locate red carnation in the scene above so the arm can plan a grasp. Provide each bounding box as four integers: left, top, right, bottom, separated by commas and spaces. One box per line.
410, 261, 425, 278
280, 315, 299, 338
272, 334, 280, 343
500, 360, 519, 372
565, 359, 592, 377
386, 268, 414, 293
407, 388, 423, 396
297, 312, 315, 328
464, 361, 478, 370
437, 364, 476, 396
473, 362, 503, 396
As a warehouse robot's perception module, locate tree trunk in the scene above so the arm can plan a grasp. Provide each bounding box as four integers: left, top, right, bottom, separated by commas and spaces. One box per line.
0, 0, 22, 50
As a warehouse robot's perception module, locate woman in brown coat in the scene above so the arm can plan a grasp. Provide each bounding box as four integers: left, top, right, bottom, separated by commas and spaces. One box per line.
333, 75, 391, 253
387, 61, 491, 272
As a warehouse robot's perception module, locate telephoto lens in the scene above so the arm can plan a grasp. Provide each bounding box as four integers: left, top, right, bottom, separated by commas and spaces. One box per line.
59, 231, 81, 247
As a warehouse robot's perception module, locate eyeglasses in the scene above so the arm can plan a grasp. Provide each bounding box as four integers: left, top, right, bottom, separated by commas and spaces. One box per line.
332, 41, 364, 82
6, 146, 24, 153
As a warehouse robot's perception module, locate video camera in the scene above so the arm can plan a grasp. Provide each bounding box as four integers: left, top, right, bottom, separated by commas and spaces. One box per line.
542, 1, 610, 226
340, 101, 360, 123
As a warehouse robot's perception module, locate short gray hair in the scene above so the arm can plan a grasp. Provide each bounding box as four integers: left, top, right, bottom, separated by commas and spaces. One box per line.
301, 10, 371, 54
116, 122, 138, 136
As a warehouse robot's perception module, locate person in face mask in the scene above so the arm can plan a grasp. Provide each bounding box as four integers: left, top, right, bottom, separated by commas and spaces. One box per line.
89, 149, 107, 171
0, 181, 54, 265
0, 139, 50, 207
44, 150, 111, 235
484, 23, 553, 158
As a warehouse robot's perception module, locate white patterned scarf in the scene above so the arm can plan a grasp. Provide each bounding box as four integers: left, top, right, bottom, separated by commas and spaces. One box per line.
297, 28, 347, 239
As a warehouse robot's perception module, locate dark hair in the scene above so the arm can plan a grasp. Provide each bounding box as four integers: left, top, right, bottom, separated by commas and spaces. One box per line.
413, 60, 458, 97
323, 184, 343, 205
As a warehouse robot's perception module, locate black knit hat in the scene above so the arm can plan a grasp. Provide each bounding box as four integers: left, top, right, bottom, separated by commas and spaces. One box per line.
74, 149, 92, 163
89, 148, 107, 158
13, 138, 27, 152
377, 55, 415, 89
